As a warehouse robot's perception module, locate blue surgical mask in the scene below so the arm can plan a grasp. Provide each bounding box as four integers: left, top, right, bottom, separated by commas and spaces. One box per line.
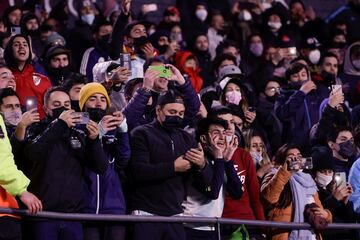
81, 14, 95, 25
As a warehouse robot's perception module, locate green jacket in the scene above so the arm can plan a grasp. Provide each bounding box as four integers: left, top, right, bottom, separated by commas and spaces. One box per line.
0, 115, 29, 196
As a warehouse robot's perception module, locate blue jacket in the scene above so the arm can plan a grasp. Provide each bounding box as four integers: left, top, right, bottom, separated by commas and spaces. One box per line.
123, 80, 200, 131
80, 47, 109, 82
275, 86, 328, 151
83, 130, 130, 214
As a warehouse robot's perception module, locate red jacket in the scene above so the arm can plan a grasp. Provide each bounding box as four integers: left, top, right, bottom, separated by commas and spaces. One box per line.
12, 64, 52, 119
222, 148, 265, 220
174, 51, 203, 93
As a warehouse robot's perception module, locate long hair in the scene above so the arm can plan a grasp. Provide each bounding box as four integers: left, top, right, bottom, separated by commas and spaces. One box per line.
4, 34, 32, 70
243, 129, 271, 165
272, 143, 301, 209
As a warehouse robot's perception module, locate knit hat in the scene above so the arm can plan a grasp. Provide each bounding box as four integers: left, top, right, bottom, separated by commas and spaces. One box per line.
311, 146, 334, 171
79, 83, 111, 110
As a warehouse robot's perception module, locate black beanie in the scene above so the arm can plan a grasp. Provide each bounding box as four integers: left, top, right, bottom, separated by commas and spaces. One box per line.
311, 146, 334, 171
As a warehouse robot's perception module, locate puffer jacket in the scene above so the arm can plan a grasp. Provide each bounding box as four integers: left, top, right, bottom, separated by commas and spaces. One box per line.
261, 167, 332, 240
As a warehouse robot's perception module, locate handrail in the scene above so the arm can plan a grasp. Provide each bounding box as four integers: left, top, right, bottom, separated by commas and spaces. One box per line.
1, 208, 359, 230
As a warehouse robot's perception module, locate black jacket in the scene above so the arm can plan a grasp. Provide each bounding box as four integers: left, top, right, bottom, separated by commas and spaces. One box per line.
25, 119, 107, 212
129, 120, 212, 216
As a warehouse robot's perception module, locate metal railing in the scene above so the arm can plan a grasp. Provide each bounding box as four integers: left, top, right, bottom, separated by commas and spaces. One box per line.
1, 207, 359, 238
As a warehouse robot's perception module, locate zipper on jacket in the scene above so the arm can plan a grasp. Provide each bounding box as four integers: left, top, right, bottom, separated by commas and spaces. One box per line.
171, 139, 175, 155
96, 174, 100, 214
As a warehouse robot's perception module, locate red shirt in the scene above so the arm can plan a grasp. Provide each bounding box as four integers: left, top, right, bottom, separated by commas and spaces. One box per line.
12, 64, 52, 119
222, 148, 265, 220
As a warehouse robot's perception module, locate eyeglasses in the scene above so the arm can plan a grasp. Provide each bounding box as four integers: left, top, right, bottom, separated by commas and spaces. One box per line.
266, 87, 280, 93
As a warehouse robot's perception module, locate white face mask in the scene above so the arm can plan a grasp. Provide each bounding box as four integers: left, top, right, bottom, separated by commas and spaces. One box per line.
3, 110, 22, 127
196, 9, 208, 22
268, 21, 282, 30
250, 151, 263, 165
308, 49, 321, 64
315, 172, 333, 188
239, 10, 252, 22
81, 13, 95, 25
225, 90, 242, 105
352, 59, 360, 70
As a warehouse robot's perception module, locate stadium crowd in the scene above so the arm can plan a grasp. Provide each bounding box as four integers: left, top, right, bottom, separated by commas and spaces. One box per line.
1, 0, 360, 239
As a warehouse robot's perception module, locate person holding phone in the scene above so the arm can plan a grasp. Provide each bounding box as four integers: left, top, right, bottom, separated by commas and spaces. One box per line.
261, 144, 332, 240
275, 62, 328, 153
23, 86, 107, 240
3, 34, 51, 119
79, 82, 130, 240
311, 146, 356, 239
123, 58, 200, 131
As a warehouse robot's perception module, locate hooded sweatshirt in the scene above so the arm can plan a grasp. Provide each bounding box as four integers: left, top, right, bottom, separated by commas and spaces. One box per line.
175, 51, 203, 93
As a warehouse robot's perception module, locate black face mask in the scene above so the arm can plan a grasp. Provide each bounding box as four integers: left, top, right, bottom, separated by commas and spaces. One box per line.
162, 115, 183, 129
133, 36, 149, 50
26, 29, 40, 37
266, 94, 279, 103
71, 100, 80, 112
97, 34, 110, 52
47, 66, 72, 85
157, 44, 168, 54
49, 106, 68, 121
321, 70, 336, 85
289, 81, 303, 90
87, 107, 107, 122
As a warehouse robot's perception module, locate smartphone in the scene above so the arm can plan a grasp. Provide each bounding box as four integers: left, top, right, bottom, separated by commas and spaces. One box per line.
331, 84, 342, 94
149, 66, 172, 78
119, 53, 132, 71
10, 27, 21, 36
335, 172, 346, 186
289, 47, 297, 55
301, 157, 313, 170
25, 96, 38, 111
288, 157, 301, 170
71, 112, 90, 125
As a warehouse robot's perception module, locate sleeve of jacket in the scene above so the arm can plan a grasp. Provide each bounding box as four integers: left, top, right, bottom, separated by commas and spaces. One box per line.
245, 152, 265, 220
112, 131, 131, 171
85, 137, 108, 174
10, 135, 27, 172
123, 88, 152, 131
261, 166, 292, 205
130, 127, 176, 182
26, 119, 69, 163
314, 192, 333, 223
349, 159, 360, 213
192, 159, 224, 200
0, 116, 29, 196
109, 12, 131, 60
176, 80, 201, 126
275, 90, 306, 121
225, 160, 243, 199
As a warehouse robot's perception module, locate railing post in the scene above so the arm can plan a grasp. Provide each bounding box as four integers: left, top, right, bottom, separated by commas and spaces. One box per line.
217, 217, 221, 240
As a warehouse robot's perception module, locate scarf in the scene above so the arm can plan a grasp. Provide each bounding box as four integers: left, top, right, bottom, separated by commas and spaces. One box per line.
289, 171, 318, 240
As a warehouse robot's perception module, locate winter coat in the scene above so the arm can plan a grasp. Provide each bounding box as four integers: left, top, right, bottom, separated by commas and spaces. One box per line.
275, 86, 328, 153
129, 120, 213, 216
0, 115, 29, 219
83, 131, 130, 214
25, 119, 107, 212
174, 51, 203, 93
12, 64, 52, 119
261, 167, 332, 240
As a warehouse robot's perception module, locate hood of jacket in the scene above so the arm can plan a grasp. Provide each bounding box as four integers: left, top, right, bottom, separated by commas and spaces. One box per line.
344, 41, 360, 76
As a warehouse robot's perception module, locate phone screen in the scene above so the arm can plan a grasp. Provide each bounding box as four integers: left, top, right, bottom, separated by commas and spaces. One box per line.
25, 97, 38, 111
